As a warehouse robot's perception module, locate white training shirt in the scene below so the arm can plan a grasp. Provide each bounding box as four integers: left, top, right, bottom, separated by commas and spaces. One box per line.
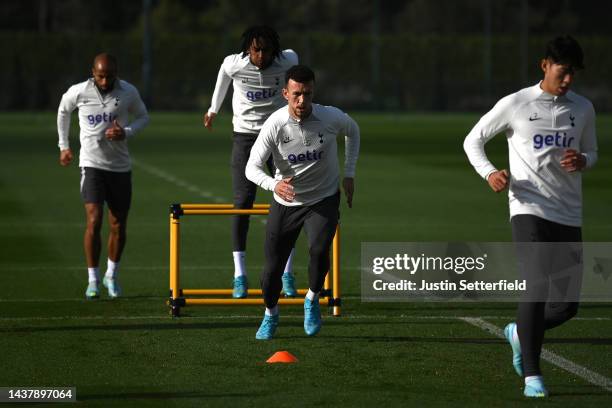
464, 82, 598, 227
207, 49, 298, 133
246, 104, 360, 206
57, 78, 149, 172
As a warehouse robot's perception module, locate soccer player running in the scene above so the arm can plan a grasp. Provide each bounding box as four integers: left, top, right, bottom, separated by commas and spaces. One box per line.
204, 26, 299, 299
246, 65, 360, 340
57, 53, 149, 299
463, 36, 597, 397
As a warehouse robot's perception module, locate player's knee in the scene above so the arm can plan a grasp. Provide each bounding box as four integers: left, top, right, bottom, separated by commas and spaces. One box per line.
233, 194, 255, 209
309, 243, 330, 261
109, 214, 127, 233
108, 221, 126, 236
548, 301, 579, 325
86, 216, 103, 233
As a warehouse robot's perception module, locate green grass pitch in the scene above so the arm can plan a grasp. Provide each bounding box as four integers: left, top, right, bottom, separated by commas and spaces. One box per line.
0, 112, 611, 406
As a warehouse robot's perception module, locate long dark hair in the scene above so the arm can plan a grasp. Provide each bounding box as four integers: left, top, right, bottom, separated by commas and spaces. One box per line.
240, 26, 281, 59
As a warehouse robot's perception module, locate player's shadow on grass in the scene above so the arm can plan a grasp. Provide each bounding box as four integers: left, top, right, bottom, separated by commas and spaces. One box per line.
0, 321, 261, 333
290, 335, 507, 344
0, 319, 459, 335
550, 383, 611, 397
553, 391, 611, 397
544, 337, 612, 345
78, 390, 261, 402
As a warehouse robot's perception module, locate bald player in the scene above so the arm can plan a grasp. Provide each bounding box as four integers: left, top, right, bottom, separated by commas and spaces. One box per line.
57, 53, 149, 299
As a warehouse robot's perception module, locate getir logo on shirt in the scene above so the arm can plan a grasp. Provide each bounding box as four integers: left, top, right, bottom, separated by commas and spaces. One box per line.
287, 149, 324, 164
246, 89, 277, 102
87, 112, 117, 126
533, 132, 575, 149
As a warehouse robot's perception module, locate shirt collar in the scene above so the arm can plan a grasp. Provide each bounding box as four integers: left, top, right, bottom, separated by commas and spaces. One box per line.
87, 78, 123, 92
532, 81, 572, 103
287, 106, 319, 124
240, 52, 279, 71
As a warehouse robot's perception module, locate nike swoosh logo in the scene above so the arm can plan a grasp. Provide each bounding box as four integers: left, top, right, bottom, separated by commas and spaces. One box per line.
529, 117, 540, 121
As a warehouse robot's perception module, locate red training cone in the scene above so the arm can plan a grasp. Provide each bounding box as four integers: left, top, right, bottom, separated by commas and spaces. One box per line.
266, 351, 298, 363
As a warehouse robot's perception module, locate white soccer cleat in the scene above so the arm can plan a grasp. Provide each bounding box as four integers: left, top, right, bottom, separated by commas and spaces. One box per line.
103, 277, 122, 298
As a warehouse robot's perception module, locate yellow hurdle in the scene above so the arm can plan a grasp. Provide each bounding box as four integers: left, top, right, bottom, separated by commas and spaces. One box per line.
168, 203, 341, 317
184, 298, 333, 306
182, 289, 309, 296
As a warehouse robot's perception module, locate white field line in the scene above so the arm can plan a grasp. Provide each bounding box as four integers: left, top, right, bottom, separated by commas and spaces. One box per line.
132, 158, 228, 203
459, 317, 612, 393
0, 314, 609, 322
132, 158, 269, 225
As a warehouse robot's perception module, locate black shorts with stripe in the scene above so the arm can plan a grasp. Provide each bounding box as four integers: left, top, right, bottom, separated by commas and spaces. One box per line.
80, 167, 132, 213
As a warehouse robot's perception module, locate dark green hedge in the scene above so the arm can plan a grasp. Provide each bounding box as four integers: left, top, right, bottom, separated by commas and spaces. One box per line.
2, 32, 610, 111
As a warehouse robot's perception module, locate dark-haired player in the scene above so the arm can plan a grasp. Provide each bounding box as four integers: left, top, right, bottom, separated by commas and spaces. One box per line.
203, 26, 298, 298
464, 35, 597, 397
246, 65, 360, 340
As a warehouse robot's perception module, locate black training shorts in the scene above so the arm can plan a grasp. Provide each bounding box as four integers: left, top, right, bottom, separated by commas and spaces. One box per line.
80, 167, 132, 213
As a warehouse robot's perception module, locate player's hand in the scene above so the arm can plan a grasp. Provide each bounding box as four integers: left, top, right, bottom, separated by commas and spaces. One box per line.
204, 112, 216, 130
343, 177, 354, 208
105, 120, 125, 141
487, 169, 509, 192
274, 177, 295, 202
560, 149, 586, 172
59, 148, 73, 166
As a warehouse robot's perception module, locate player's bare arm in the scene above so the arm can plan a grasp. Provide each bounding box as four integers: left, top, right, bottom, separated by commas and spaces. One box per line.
343, 177, 354, 208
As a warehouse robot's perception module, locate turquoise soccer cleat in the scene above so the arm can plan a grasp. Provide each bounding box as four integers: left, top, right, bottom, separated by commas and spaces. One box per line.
504, 322, 523, 377
232, 275, 248, 298
85, 281, 99, 299
103, 277, 122, 298
524, 377, 549, 398
304, 297, 322, 336
255, 314, 279, 340
282, 273, 297, 297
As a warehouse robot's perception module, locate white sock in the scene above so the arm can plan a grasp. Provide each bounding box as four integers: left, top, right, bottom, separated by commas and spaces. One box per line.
512, 323, 519, 343
105, 259, 119, 280
88, 267, 99, 284
306, 289, 318, 301
283, 248, 295, 275
233, 251, 247, 278
265, 306, 279, 316
525, 375, 543, 385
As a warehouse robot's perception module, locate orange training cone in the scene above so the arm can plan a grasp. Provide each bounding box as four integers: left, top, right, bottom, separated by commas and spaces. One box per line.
266, 351, 298, 363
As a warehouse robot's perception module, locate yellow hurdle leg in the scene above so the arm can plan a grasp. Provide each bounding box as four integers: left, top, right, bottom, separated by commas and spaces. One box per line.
169, 214, 181, 316
332, 224, 341, 316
